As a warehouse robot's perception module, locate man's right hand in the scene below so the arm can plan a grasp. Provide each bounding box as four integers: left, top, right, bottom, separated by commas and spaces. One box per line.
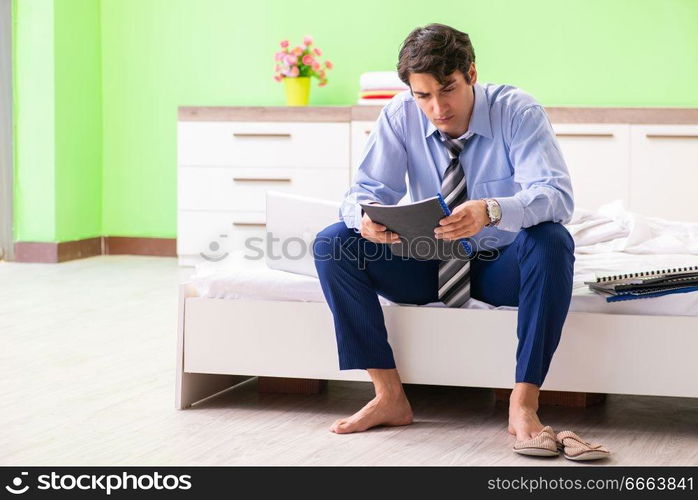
360, 203, 401, 244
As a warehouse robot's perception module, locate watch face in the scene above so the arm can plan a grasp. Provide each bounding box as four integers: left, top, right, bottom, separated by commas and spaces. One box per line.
487, 200, 501, 224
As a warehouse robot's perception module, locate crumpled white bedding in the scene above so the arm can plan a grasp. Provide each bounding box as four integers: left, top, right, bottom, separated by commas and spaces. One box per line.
189, 201, 698, 316
567, 200, 698, 254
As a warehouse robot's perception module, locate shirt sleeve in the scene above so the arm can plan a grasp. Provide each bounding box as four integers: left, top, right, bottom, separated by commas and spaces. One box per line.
339, 105, 408, 232
493, 105, 575, 232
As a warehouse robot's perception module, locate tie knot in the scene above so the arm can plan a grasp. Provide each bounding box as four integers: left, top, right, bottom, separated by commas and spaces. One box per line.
438, 132, 467, 159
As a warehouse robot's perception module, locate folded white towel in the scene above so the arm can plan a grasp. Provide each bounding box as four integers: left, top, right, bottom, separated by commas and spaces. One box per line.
359, 71, 409, 91
356, 98, 393, 106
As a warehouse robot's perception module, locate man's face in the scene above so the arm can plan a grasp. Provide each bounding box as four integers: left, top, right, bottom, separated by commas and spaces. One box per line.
409, 66, 477, 138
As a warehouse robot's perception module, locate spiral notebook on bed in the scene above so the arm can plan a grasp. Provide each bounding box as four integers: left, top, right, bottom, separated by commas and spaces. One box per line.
585, 266, 698, 302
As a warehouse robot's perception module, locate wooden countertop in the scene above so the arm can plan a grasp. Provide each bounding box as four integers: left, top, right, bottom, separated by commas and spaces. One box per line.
179, 105, 698, 124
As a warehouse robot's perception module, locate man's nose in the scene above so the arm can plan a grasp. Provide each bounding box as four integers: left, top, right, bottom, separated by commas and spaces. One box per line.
433, 98, 447, 117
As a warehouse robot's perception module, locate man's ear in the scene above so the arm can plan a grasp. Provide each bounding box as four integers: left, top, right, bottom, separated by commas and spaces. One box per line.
468, 63, 477, 85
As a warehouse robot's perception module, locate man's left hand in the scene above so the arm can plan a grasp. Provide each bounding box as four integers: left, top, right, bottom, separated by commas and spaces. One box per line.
434, 199, 489, 240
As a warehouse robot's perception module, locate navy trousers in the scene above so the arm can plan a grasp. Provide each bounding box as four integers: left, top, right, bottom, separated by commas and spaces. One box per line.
312, 221, 575, 387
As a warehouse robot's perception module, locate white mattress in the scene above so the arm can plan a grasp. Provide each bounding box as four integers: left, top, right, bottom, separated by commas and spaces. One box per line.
189, 201, 698, 316
189, 250, 698, 317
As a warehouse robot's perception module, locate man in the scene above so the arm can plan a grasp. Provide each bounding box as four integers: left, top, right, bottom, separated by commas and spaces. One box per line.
312, 23, 575, 453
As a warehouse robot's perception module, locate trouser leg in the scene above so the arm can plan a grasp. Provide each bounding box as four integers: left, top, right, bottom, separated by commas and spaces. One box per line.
313, 222, 439, 370
470, 221, 575, 386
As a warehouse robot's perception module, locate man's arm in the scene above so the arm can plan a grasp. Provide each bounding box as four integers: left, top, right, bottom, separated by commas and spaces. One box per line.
339, 106, 408, 233
492, 105, 575, 232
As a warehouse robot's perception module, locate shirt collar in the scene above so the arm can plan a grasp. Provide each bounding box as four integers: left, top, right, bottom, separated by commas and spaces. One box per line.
424, 82, 493, 140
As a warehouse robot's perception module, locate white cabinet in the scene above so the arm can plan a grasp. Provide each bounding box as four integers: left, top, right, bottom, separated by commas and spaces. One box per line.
552, 124, 631, 212
629, 125, 698, 222
177, 120, 351, 266
178, 108, 698, 266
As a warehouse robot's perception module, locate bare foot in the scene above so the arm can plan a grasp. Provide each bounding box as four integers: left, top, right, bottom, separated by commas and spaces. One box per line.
508, 405, 545, 441
330, 395, 413, 434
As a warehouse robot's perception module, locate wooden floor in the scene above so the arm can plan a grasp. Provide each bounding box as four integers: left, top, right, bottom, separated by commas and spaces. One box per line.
1, 255, 697, 466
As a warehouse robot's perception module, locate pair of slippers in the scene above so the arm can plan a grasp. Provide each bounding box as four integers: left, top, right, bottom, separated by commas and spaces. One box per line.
513, 425, 610, 461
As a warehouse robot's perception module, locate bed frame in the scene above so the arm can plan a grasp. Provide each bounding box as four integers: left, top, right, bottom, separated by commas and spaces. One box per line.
175, 282, 698, 409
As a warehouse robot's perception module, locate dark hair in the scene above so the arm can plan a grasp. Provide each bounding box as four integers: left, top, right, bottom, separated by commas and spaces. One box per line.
397, 23, 476, 88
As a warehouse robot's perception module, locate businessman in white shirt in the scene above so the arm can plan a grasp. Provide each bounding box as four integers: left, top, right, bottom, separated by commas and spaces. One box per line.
313, 23, 575, 453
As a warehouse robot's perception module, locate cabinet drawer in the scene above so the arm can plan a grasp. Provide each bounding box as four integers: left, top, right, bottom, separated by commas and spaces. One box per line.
552, 123, 631, 211
178, 121, 350, 168
629, 125, 698, 221
177, 210, 267, 262
178, 166, 350, 211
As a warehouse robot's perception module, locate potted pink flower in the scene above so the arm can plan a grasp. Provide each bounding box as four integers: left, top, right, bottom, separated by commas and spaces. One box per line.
273, 35, 333, 106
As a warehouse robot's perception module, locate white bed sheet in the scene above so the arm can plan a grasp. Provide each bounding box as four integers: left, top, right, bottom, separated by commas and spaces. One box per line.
190, 250, 698, 317
189, 202, 698, 317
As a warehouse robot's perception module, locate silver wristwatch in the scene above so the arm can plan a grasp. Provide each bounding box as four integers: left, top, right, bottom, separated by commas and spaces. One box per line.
483, 198, 502, 227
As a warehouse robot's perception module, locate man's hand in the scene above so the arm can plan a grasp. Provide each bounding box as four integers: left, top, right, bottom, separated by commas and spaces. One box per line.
360, 203, 401, 244
434, 199, 489, 241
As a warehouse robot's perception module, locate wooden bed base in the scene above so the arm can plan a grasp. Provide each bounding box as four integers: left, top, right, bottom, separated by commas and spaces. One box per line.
176, 282, 698, 409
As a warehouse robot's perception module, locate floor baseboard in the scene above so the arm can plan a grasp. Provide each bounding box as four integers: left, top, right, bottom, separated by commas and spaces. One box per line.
14, 236, 176, 263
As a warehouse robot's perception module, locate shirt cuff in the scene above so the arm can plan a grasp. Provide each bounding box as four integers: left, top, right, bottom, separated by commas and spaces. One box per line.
492, 195, 525, 232
352, 202, 363, 233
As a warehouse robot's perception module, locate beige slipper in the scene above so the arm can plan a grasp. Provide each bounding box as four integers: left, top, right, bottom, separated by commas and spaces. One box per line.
512, 425, 559, 457
556, 430, 611, 461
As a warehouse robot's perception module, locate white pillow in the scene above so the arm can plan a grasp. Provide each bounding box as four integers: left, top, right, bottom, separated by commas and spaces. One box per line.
265, 191, 342, 278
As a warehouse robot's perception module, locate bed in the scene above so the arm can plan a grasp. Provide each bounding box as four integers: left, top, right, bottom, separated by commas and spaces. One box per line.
175, 194, 698, 409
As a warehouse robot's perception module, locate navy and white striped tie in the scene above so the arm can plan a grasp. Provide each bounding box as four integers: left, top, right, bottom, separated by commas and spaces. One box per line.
437, 132, 472, 308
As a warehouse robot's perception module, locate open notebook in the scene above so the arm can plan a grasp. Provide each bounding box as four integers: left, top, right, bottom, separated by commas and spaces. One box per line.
360, 193, 474, 260
585, 265, 698, 302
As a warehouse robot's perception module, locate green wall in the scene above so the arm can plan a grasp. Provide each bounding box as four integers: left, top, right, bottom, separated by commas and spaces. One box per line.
13, 0, 101, 243
13, 0, 55, 242
54, 0, 102, 241
13, 0, 698, 242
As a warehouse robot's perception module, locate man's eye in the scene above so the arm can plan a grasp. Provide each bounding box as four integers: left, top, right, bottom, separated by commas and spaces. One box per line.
443, 88, 454, 93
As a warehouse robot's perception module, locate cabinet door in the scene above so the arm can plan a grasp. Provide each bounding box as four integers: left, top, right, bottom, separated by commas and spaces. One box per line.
551, 124, 630, 211
630, 125, 698, 222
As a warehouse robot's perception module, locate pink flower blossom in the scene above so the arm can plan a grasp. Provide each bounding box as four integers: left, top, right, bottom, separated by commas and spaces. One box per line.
275, 64, 281, 72
312, 61, 321, 71
280, 40, 289, 48
318, 80, 327, 87
302, 54, 314, 66
303, 35, 313, 46
274, 75, 283, 82
292, 46, 303, 56
325, 60, 333, 69
313, 47, 322, 56
289, 66, 299, 77
286, 54, 298, 65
